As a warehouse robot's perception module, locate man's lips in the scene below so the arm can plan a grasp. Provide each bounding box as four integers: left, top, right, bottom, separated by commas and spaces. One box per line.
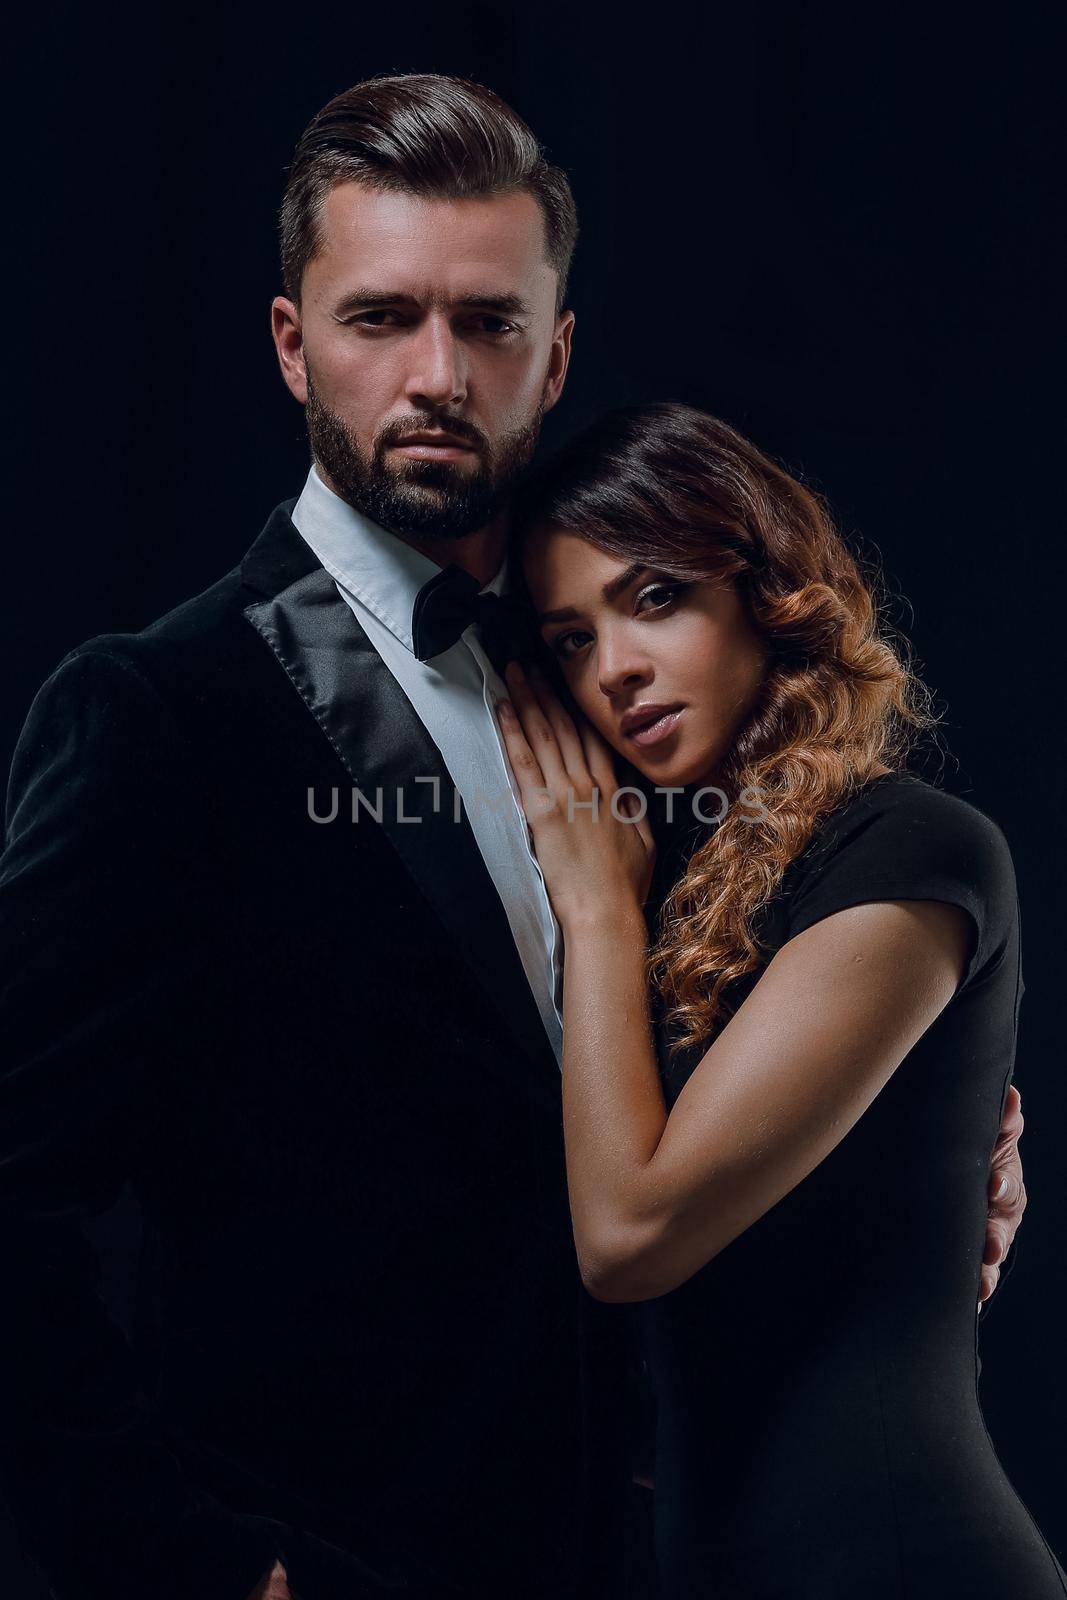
391, 433, 476, 460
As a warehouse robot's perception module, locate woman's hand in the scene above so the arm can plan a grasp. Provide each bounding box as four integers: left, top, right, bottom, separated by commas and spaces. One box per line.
496, 661, 656, 929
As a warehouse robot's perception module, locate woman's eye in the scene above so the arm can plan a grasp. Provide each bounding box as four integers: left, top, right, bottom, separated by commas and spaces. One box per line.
547, 583, 690, 659
635, 581, 690, 613
551, 629, 593, 661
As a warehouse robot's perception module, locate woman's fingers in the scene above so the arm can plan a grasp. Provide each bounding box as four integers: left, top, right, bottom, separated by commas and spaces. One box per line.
502, 661, 574, 793
495, 696, 546, 820
521, 663, 594, 790
577, 715, 622, 794
498, 664, 654, 889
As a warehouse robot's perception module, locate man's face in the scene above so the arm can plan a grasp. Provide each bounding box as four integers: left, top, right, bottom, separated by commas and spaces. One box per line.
271, 182, 574, 541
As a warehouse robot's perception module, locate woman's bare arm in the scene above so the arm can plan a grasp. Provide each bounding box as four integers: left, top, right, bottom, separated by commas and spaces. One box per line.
561, 897, 971, 1303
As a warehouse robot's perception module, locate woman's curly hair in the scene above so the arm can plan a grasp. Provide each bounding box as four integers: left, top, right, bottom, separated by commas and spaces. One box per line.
512, 403, 940, 1058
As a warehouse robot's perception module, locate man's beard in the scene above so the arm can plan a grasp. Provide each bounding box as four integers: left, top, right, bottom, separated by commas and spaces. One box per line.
303, 369, 547, 540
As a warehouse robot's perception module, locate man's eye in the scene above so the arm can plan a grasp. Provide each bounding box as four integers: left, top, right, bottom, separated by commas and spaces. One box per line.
347, 310, 404, 328
342, 312, 516, 335
472, 316, 517, 336
636, 581, 690, 613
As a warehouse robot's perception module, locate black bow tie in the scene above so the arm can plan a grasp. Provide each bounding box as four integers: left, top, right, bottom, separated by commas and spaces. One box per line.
410, 564, 539, 676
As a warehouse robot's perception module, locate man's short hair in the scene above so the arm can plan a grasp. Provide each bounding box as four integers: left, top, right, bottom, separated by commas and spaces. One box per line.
279, 73, 579, 315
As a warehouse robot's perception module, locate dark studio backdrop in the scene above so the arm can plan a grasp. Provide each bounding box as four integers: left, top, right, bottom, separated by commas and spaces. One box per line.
5, 2, 1065, 1591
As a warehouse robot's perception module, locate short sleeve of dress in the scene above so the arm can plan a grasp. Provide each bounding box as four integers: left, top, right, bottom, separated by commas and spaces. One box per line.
782, 778, 1020, 996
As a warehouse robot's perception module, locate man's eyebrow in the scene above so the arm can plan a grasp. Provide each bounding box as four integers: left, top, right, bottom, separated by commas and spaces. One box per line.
538, 564, 655, 624
331, 288, 532, 318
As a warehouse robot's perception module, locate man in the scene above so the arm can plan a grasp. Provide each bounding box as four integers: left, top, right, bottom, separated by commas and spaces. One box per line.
0, 73, 1025, 1600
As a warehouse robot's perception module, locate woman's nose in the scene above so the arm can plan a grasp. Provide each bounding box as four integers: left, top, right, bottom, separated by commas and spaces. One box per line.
597, 630, 652, 698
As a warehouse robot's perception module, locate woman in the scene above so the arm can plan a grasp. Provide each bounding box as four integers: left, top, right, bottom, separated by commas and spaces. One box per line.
496, 404, 1064, 1598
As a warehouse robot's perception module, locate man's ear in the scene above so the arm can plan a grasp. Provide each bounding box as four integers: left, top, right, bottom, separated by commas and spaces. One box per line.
543, 308, 576, 415
271, 296, 307, 404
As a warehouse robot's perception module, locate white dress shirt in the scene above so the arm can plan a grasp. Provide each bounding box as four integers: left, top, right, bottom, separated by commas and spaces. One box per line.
290, 464, 565, 1066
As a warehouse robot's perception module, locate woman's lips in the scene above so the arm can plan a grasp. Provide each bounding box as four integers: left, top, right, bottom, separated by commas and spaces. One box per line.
626, 708, 685, 748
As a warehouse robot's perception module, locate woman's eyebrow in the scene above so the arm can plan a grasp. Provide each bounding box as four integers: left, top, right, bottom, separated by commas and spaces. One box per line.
538, 563, 654, 624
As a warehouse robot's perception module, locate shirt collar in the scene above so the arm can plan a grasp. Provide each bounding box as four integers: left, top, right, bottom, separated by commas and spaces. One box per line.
289, 463, 510, 653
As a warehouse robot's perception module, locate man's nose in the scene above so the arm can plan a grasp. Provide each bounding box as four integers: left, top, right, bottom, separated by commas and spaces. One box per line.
403, 318, 468, 409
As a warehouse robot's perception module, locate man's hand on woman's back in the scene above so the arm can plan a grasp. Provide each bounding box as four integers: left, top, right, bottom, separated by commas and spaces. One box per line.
244, 1559, 293, 1599
981, 1084, 1027, 1307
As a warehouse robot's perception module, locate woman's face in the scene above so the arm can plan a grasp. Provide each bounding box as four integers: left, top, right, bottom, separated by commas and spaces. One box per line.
522, 526, 770, 789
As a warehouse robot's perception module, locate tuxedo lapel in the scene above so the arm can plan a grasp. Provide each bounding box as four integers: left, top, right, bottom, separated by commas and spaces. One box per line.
240, 502, 561, 1098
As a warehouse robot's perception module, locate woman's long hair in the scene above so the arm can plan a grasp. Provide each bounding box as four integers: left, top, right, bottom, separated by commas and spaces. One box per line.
512, 403, 940, 1057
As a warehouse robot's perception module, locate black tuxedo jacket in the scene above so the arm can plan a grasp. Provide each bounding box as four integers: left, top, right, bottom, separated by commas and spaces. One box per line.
0, 502, 631, 1600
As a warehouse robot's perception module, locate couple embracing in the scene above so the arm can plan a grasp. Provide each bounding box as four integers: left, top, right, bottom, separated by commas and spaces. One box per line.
1, 72, 1060, 1600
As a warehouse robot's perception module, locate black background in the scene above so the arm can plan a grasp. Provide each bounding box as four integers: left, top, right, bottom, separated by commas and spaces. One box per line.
6, 2, 1065, 1590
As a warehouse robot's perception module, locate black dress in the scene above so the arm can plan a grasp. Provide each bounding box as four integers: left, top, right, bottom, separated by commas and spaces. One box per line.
637, 774, 1065, 1599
